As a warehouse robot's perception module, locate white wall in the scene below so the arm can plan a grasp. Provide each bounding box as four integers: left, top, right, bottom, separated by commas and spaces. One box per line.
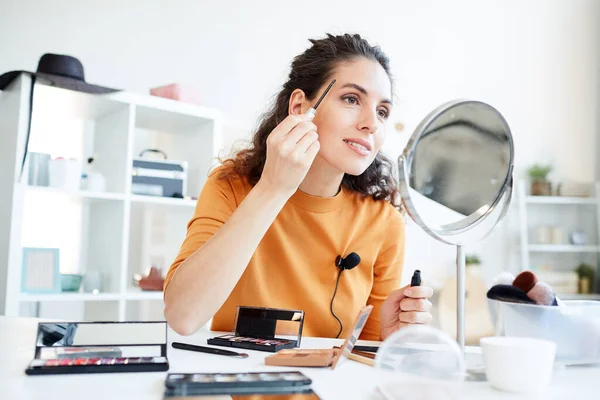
1, 0, 599, 286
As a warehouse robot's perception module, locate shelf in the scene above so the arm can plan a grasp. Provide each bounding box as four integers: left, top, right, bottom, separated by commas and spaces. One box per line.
19, 292, 122, 302
19, 291, 165, 302
24, 187, 197, 208
23, 185, 127, 201
34, 84, 129, 121
526, 196, 596, 205
528, 245, 600, 253
2, 75, 222, 320
106, 91, 222, 132
125, 290, 164, 301
131, 194, 197, 208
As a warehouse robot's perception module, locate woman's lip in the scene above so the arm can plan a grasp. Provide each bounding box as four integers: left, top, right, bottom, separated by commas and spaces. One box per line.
344, 140, 371, 156
343, 138, 372, 151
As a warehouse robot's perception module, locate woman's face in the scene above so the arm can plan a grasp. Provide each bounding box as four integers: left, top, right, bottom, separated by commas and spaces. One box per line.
311, 58, 393, 176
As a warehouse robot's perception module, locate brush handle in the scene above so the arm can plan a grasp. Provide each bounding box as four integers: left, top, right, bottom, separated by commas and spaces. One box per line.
172, 342, 248, 358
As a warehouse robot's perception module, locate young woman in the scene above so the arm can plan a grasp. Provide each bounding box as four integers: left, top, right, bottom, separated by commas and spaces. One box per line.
164, 33, 433, 341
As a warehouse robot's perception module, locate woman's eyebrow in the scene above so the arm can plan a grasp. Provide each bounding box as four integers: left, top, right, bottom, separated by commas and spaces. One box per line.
340, 83, 392, 105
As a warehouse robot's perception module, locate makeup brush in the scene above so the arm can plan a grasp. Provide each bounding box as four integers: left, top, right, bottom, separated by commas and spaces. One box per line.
486, 284, 536, 304
305, 79, 336, 118
493, 271, 516, 286
512, 271, 538, 293
527, 281, 559, 306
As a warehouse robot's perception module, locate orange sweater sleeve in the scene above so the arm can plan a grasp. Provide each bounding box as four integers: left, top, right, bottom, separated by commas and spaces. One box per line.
163, 168, 238, 292
360, 209, 406, 341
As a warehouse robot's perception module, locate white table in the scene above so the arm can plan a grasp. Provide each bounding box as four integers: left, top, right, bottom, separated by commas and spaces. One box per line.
1, 316, 598, 399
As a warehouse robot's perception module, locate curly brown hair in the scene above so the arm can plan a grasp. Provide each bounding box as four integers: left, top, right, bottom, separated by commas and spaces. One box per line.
219, 33, 400, 207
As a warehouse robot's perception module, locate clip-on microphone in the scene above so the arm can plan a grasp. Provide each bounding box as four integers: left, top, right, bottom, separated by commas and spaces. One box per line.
331, 252, 361, 338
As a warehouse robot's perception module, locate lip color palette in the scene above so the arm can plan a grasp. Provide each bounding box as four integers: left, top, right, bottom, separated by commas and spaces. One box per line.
26, 356, 168, 375
207, 306, 305, 353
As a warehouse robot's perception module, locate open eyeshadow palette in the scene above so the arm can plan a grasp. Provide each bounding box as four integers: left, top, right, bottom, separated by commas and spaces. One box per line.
25, 321, 169, 375
164, 371, 313, 396
207, 306, 304, 353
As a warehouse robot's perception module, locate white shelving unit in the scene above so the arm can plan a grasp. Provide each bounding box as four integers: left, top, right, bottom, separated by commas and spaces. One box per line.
517, 179, 600, 299
0, 74, 222, 321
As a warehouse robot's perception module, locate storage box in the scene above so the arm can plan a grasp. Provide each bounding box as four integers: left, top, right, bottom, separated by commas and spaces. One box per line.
150, 83, 202, 105
487, 299, 600, 365
131, 158, 188, 198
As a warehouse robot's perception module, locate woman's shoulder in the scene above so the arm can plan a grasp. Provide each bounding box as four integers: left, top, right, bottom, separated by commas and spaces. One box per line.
205, 163, 253, 199
345, 189, 405, 227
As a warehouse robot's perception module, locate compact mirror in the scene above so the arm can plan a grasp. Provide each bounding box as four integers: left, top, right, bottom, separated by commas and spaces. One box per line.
398, 100, 514, 351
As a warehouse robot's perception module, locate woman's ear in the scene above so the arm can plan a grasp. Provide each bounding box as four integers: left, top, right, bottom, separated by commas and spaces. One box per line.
288, 89, 308, 116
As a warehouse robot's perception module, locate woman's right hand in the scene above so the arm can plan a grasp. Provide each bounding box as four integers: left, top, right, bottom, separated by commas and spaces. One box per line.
259, 114, 320, 195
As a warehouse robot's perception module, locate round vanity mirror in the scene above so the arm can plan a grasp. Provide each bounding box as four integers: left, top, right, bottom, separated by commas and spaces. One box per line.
398, 100, 514, 244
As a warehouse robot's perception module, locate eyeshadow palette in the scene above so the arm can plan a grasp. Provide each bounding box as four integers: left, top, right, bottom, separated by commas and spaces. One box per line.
26, 356, 168, 375
207, 334, 296, 353
207, 306, 305, 353
25, 321, 169, 375
164, 371, 312, 396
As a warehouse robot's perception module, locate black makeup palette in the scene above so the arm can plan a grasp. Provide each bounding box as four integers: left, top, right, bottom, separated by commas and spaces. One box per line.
25, 321, 169, 375
207, 306, 304, 353
164, 371, 314, 397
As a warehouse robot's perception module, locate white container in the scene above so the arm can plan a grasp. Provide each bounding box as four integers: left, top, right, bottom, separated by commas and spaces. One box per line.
480, 336, 556, 394
487, 299, 600, 365
48, 158, 82, 191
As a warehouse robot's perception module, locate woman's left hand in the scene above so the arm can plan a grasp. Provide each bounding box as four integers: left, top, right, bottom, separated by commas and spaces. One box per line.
380, 284, 434, 341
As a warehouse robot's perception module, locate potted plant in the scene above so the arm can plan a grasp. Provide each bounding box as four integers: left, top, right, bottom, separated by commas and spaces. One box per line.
465, 254, 481, 268
465, 254, 482, 278
575, 262, 595, 294
527, 164, 552, 196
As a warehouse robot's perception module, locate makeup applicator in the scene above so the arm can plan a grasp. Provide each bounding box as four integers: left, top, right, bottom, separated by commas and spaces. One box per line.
527, 282, 559, 306
492, 271, 516, 286
305, 79, 336, 118
486, 284, 536, 304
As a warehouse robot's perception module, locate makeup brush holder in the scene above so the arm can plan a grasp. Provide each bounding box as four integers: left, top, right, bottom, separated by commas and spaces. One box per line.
487, 299, 600, 365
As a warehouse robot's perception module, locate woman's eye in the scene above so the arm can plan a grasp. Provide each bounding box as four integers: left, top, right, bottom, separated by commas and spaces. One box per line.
343, 95, 358, 105
378, 109, 389, 119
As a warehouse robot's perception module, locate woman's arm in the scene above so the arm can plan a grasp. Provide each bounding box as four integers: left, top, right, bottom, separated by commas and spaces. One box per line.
164, 180, 291, 335
164, 114, 320, 336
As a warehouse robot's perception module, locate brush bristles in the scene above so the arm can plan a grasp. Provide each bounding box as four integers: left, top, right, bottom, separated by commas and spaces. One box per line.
513, 271, 538, 293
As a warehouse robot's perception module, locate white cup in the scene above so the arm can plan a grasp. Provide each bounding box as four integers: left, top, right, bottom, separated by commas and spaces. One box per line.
480, 336, 556, 394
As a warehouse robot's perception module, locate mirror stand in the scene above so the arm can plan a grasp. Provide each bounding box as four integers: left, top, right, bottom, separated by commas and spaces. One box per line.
456, 245, 465, 353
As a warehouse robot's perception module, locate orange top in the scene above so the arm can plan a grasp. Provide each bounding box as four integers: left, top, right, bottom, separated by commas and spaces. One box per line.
164, 166, 405, 340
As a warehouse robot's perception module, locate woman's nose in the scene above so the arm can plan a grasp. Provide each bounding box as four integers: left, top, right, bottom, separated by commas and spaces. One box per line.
358, 108, 378, 134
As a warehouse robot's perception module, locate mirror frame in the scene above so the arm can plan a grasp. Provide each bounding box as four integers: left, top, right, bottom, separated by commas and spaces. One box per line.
397, 99, 515, 245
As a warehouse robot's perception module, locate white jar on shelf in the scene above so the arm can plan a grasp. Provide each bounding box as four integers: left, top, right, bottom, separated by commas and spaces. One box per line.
48, 158, 82, 191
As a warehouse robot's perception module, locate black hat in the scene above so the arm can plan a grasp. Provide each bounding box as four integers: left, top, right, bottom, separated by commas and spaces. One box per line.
0, 53, 119, 94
